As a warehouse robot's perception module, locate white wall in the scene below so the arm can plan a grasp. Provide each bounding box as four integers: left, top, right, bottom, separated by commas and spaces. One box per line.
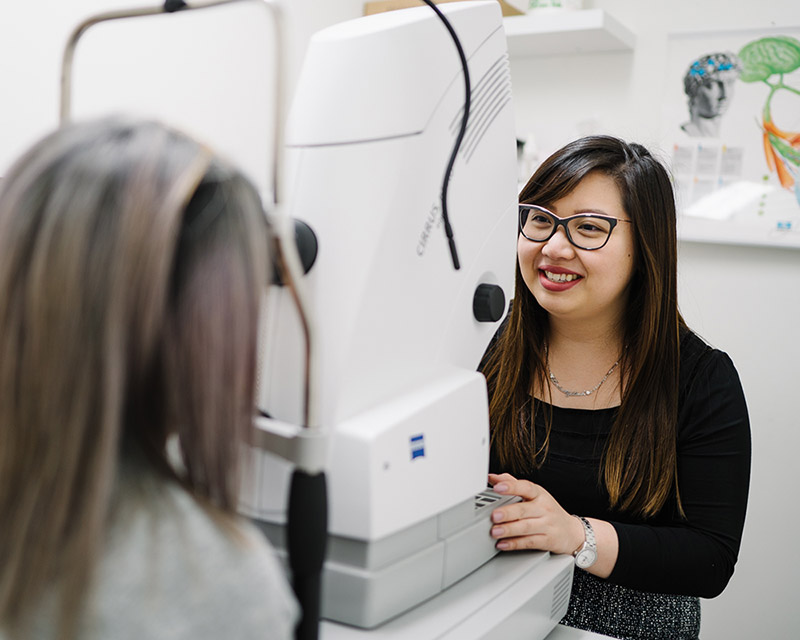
1, 1, 797, 638
0, 0, 362, 194
510, 1, 800, 638
677, 241, 799, 639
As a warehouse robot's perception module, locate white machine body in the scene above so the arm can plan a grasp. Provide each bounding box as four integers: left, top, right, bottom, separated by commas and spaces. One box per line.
239, 3, 575, 631
245, 0, 517, 539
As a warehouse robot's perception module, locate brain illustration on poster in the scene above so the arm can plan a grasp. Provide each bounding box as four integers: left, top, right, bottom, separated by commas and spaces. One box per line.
662, 28, 800, 247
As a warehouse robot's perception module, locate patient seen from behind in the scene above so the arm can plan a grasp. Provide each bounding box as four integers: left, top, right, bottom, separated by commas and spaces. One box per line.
0, 117, 298, 639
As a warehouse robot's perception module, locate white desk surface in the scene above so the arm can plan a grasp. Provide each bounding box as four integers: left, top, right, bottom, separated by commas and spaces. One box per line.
546, 624, 611, 639
320, 551, 609, 640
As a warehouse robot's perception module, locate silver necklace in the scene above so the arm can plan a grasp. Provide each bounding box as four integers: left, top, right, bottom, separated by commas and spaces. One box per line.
548, 358, 620, 397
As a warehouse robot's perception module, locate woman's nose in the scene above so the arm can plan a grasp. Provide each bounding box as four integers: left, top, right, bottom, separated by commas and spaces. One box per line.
541, 227, 576, 259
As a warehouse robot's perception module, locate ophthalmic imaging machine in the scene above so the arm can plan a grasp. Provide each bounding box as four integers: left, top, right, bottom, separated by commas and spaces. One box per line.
242, 2, 575, 639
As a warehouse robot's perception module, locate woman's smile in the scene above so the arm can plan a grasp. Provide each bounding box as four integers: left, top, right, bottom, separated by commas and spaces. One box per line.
539, 267, 583, 290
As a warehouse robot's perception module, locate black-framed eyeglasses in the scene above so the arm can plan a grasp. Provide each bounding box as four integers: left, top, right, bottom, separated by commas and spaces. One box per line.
518, 204, 631, 251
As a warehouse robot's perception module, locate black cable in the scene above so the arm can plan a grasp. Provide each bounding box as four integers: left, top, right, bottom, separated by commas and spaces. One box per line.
421, 0, 470, 271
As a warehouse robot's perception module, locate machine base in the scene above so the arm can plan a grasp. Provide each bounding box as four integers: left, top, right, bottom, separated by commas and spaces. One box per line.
254, 489, 526, 628
320, 551, 575, 640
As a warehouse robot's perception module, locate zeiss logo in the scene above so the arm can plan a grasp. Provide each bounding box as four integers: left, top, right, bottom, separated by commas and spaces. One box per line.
410, 434, 425, 460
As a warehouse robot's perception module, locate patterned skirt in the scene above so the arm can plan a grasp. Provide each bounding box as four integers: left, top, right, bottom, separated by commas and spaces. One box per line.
560, 569, 701, 640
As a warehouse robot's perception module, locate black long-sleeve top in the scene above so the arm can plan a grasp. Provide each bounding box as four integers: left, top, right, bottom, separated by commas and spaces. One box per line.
488, 330, 751, 598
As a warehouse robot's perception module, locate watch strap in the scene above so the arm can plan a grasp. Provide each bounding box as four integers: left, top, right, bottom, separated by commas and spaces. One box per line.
572, 515, 597, 563
573, 516, 595, 549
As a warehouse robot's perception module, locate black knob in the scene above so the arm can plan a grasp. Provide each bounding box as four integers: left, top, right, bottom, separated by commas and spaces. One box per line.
271, 218, 318, 286
473, 283, 505, 323
293, 218, 318, 275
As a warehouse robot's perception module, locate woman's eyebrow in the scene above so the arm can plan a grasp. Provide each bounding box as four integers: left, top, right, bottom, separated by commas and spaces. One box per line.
561, 207, 614, 216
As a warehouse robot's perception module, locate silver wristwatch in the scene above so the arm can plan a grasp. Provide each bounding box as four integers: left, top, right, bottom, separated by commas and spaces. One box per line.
572, 516, 597, 569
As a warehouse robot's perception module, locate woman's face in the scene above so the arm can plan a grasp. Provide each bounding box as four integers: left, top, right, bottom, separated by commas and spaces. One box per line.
517, 171, 635, 327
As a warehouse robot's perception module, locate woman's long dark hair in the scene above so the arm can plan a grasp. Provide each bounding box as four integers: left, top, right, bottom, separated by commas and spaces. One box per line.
482, 135, 686, 517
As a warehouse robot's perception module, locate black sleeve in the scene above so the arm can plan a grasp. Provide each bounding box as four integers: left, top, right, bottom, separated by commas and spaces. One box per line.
607, 349, 751, 597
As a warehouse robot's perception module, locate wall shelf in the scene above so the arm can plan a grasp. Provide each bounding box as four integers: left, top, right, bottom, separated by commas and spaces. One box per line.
503, 9, 636, 57
678, 215, 800, 250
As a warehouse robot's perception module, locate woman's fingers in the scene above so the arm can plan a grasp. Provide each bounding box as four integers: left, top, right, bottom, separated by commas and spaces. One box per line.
494, 534, 546, 551
490, 514, 544, 539
487, 473, 584, 555
490, 514, 567, 553
488, 473, 541, 501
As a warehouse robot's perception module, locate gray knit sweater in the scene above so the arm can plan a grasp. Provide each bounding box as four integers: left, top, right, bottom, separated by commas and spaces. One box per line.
11, 459, 299, 639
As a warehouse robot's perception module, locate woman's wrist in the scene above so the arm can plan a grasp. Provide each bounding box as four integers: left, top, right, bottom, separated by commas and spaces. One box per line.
570, 514, 588, 555
582, 518, 619, 579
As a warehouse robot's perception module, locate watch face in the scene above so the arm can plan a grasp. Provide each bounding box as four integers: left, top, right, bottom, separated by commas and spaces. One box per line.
575, 548, 597, 569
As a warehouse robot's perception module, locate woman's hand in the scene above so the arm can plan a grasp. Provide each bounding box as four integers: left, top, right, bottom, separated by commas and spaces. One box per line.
488, 472, 584, 556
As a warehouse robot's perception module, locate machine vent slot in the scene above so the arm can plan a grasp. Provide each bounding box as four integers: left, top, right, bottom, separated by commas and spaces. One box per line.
550, 570, 573, 620
449, 54, 512, 164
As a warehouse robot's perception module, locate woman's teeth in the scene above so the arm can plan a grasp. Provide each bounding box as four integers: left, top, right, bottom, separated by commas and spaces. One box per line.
543, 270, 580, 283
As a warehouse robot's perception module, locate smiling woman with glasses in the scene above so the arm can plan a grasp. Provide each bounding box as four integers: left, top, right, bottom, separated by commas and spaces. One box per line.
480, 135, 750, 640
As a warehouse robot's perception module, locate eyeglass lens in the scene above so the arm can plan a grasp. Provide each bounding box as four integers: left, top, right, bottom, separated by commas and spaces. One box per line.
520, 207, 614, 250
